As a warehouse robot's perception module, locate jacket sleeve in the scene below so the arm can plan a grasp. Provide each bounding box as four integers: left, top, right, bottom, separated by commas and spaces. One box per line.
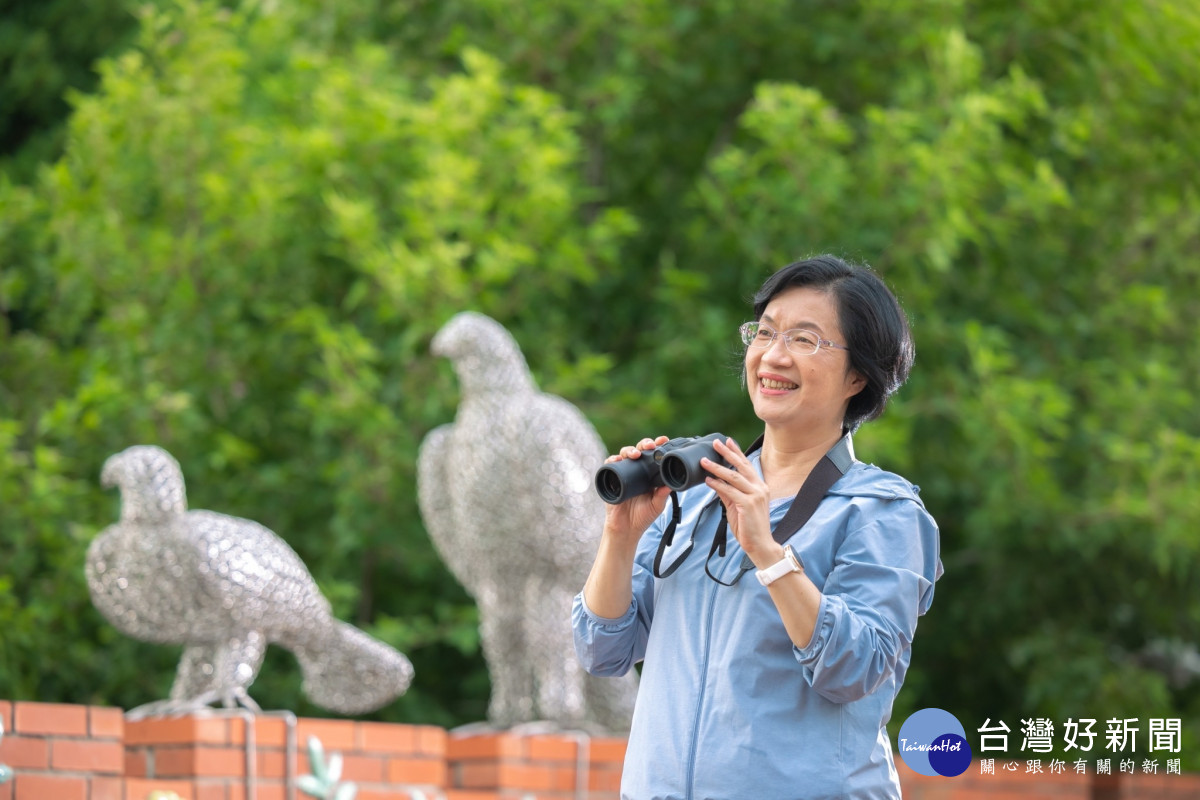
792, 497, 942, 703
571, 515, 664, 678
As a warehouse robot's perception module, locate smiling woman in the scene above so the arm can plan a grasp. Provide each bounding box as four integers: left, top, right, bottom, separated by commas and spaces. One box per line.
573, 254, 942, 800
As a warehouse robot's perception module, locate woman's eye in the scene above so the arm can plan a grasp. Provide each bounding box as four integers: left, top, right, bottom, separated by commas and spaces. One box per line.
789, 331, 817, 346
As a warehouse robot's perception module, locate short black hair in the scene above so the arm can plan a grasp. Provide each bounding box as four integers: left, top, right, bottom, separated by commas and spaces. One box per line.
752, 255, 914, 431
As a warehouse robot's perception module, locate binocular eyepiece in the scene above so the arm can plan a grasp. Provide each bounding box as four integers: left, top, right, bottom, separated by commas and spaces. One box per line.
594, 433, 731, 504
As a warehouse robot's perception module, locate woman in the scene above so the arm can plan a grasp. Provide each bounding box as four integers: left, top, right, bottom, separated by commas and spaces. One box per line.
573, 255, 942, 799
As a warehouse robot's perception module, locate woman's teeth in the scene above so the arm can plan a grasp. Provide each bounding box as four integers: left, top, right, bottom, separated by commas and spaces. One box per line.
761, 377, 798, 390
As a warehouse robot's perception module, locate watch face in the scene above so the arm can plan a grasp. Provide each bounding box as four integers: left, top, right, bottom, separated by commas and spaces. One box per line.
784, 546, 803, 571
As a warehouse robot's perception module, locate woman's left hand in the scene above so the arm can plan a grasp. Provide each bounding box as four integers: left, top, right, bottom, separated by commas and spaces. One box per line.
702, 438, 782, 568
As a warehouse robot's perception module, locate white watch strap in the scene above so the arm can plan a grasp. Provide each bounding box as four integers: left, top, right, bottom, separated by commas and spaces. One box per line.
756, 545, 802, 586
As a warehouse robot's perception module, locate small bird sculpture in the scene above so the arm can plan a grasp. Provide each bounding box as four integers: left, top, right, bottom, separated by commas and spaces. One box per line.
418, 311, 638, 733
87, 445, 414, 718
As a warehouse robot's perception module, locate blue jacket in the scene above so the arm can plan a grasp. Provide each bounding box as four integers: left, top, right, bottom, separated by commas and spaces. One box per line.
573, 452, 942, 800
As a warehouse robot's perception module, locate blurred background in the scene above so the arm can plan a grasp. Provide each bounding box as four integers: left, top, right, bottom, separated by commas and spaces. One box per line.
1, 0, 1198, 766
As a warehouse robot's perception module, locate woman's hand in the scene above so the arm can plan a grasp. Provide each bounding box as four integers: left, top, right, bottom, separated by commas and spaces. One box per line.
602, 436, 672, 548
702, 438, 783, 568
583, 436, 672, 619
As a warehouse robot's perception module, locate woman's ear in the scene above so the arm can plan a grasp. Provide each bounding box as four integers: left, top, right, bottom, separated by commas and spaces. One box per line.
845, 368, 867, 397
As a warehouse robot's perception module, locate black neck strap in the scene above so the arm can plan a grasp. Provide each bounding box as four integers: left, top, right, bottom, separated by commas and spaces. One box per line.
652, 432, 855, 583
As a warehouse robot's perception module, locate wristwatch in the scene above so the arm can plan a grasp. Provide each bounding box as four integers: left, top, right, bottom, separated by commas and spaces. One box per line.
756, 545, 803, 587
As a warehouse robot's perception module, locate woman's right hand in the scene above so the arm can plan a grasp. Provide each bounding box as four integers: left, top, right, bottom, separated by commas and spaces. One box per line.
602, 435, 673, 547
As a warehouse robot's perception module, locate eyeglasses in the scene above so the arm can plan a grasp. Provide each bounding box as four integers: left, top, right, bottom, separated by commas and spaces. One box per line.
739, 321, 848, 355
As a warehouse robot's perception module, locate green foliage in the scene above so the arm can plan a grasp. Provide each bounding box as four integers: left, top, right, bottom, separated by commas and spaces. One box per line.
0, 0, 149, 180
2, 0, 1199, 765
0, 0, 630, 725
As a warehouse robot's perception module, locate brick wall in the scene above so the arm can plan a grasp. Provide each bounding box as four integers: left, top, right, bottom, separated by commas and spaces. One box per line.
0, 701, 626, 800
0, 700, 124, 800
4, 700, 1200, 799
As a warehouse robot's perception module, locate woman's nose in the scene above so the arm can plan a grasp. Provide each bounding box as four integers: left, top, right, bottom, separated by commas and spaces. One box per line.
763, 335, 793, 360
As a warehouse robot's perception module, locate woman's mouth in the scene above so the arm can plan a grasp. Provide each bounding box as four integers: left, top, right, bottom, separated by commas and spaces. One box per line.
759, 376, 798, 391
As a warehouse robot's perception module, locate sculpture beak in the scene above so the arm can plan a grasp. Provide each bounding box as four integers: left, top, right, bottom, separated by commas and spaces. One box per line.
100, 456, 120, 489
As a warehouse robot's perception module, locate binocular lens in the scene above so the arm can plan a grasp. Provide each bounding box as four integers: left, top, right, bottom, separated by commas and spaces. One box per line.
595, 468, 625, 505
660, 454, 691, 490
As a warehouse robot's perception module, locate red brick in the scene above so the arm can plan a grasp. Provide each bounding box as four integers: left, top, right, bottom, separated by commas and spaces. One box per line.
89, 707, 124, 740
357, 790, 443, 800
587, 737, 627, 764
549, 765, 580, 791
90, 776, 124, 800
258, 716, 291, 749
243, 781, 284, 800
415, 725, 448, 757
339, 753, 386, 783
296, 719, 356, 751
14, 702, 88, 736
387, 756, 448, 786
122, 777, 194, 799
0, 736, 49, 769
526, 734, 578, 762
51, 739, 124, 773
226, 715, 290, 749
125, 717, 231, 746
193, 783, 228, 800
125, 748, 149, 778
14, 773, 86, 800
254, 745, 287, 779
508, 762, 558, 791
447, 732, 522, 760
358, 721, 417, 755
456, 760, 501, 789
154, 745, 246, 778
588, 764, 622, 792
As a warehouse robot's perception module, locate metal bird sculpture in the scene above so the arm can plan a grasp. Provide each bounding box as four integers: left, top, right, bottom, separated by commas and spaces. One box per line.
418, 312, 638, 733
87, 445, 414, 718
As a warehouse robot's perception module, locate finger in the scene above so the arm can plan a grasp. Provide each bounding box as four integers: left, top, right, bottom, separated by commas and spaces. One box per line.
704, 473, 752, 504
712, 437, 750, 466
701, 456, 757, 488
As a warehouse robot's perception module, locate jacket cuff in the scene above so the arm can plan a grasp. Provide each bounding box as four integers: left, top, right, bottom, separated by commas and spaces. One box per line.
576, 592, 638, 629
792, 593, 834, 664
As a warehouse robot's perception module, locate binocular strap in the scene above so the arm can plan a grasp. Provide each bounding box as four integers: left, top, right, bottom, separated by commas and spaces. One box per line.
651, 490, 690, 578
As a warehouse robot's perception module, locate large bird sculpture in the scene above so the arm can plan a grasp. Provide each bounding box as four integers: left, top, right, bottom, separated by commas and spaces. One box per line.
87, 445, 414, 718
418, 312, 638, 733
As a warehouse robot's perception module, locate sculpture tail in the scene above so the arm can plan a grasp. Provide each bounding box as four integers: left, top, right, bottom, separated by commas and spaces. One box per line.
293, 620, 415, 714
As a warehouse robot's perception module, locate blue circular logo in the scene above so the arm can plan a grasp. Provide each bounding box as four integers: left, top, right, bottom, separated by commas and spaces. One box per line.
897, 708, 972, 777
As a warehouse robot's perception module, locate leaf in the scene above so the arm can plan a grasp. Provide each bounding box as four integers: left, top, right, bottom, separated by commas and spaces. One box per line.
306, 736, 327, 783
296, 774, 327, 798
326, 751, 343, 784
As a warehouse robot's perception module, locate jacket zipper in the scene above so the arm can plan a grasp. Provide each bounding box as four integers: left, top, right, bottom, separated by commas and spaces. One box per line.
684, 573, 721, 800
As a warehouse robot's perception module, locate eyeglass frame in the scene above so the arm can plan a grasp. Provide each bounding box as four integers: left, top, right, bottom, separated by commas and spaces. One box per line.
738, 321, 849, 355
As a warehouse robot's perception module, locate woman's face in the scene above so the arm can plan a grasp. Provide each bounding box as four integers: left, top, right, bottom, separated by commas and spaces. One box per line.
745, 286, 865, 435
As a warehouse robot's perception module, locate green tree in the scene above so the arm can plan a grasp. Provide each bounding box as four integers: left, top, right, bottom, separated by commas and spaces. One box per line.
0, 0, 146, 180
0, 0, 631, 724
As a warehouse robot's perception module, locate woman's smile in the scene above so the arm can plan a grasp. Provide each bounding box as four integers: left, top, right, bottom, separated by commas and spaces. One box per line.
758, 372, 799, 393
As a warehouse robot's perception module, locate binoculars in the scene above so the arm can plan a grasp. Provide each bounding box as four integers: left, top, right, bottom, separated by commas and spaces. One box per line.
594, 433, 730, 504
